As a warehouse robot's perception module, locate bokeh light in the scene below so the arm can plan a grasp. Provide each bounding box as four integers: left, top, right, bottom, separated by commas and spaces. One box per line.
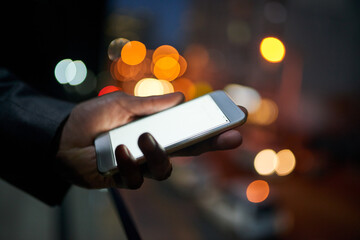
260, 37, 285, 63
153, 56, 181, 81
184, 44, 209, 70
98, 85, 121, 96
108, 38, 130, 61
65, 61, 76, 84
55, 59, 73, 84
194, 82, 213, 98
159, 80, 174, 94
172, 77, 196, 101
224, 84, 261, 113
264, 2, 287, 24
254, 149, 278, 176
248, 98, 279, 125
246, 180, 270, 203
68, 60, 87, 86
116, 57, 144, 81
177, 55, 187, 78
121, 40, 146, 65
134, 78, 167, 97
152, 45, 179, 63
275, 149, 296, 176
227, 20, 251, 45
54, 59, 87, 85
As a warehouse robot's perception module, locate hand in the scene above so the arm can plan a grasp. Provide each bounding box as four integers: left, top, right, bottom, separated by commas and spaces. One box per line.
56, 91, 246, 189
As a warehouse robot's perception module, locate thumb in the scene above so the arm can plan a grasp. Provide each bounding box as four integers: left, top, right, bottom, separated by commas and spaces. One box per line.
126, 92, 185, 116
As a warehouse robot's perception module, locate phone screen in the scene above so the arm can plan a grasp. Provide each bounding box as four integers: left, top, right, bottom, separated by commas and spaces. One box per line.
109, 95, 230, 159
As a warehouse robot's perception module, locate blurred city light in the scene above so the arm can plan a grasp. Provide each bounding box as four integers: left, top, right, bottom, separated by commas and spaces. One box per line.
153, 56, 181, 81
68, 60, 87, 86
254, 149, 278, 176
224, 84, 261, 113
275, 149, 296, 176
246, 180, 270, 203
134, 78, 172, 96
115, 58, 144, 81
248, 98, 279, 125
260, 37, 285, 63
98, 85, 121, 96
152, 45, 179, 63
172, 77, 196, 101
194, 82, 213, 98
108, 38, 130, 61
54, 59, 87, 86
121, 40, 146, 65
184, 44, 209, 70
159, 80, 174, 94
227, 20, 251, 45
55, 59, 73, 84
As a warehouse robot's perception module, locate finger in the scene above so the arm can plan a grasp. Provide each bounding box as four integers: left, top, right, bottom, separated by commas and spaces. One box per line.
138, 133, 172, 181
114, 145, 144, 189
173, 129, 243, 156
126, 92, 185, 116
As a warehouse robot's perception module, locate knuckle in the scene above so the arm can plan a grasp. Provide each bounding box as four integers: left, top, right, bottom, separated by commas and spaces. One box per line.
127, 177, 144, 189
154, 165, 173, 181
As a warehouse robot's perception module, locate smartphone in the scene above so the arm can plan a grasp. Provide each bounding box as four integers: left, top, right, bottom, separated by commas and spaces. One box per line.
95, 90, 246, 176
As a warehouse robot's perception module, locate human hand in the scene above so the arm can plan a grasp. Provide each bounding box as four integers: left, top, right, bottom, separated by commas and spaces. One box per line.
56, 91, 245, 189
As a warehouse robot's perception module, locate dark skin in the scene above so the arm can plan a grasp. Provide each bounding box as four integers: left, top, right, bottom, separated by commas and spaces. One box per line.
56, 91, 246, 189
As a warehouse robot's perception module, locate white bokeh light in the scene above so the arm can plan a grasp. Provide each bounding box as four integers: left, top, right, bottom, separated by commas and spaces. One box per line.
69, 60, 87, 86
54, 59, 72, 84
224, 84, 261, 113
54, 59, 87, 86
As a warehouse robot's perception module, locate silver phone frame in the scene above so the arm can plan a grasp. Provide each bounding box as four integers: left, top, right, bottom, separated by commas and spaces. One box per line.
95, 90, 246, 176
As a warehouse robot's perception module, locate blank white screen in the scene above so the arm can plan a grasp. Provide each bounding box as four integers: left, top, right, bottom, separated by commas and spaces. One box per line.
109, 95, 229, 159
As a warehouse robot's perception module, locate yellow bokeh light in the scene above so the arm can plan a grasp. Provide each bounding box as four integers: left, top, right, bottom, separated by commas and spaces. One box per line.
246, 180, 270, 203
254, 149, 278, 175
153, 56, 181, 81
260, 37, 285, 63
194, 82, 213, 98
275, 149, 296, 176
121, 41, 147, 65
134, 78, 165, 97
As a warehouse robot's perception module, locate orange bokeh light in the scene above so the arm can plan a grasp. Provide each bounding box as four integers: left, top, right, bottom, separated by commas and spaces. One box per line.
248, 98, 279, 125
152, 45, 179, 63
116, 58, 144, 81
177, 55, 188, 78
98, 85, 121, 96
246, 180, 270, 203
260, 37, 285, 63
121, 41, 147, 65
153, 56, 181, 81
172, 77, 196, 101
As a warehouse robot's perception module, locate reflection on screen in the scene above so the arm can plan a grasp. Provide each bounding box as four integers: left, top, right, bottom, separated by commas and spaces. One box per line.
109, 95, 229, 159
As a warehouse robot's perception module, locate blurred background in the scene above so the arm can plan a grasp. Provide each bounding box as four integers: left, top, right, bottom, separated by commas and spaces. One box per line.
1, 0, 360, 239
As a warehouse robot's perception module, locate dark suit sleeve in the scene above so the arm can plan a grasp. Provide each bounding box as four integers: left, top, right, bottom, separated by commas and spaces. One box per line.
0, 69, 75, 206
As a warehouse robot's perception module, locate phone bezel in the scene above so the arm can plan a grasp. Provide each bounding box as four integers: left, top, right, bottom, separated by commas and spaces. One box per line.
95, 90, 246, 176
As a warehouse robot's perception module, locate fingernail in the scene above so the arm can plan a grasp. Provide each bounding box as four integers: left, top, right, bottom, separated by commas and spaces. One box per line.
146, 133, 157, 151
117, 145, 135, 161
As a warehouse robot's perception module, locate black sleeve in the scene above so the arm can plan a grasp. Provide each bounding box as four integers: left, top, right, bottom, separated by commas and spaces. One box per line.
0, 69, 75, 206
